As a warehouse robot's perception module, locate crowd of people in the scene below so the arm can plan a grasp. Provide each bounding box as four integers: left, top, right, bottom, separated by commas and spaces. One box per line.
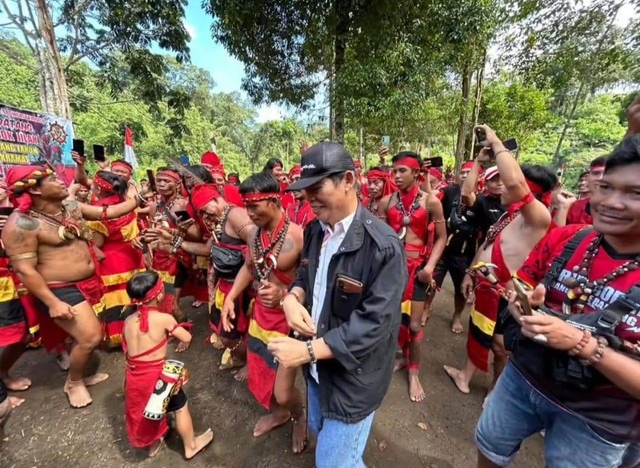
0, 101, 640, 466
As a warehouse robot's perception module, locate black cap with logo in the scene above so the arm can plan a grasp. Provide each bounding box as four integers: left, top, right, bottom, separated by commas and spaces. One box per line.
286, 142, 355, 191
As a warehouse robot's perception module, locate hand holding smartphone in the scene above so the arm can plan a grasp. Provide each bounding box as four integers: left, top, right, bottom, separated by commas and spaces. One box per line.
512, 278, 534, 316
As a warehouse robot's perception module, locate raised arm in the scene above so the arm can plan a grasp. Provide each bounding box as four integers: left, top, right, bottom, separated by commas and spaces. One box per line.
461, 149, 491, 208
480, 124, 550, 229
79, 197, 140, 220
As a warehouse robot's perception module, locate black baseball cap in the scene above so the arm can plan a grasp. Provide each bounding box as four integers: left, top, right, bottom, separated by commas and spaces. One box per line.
286, 142, 355, 191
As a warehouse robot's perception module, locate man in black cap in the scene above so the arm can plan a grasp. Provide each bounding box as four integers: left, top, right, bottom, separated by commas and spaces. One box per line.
268, 142, 407, 468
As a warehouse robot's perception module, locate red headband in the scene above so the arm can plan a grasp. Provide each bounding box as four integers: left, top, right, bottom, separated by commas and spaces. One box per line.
156, 169, 181, 184
131, 276, 164, 333
111, 161, 132, 175
590, 164, 605, 172
209, 165, 227, 179
526, 180, 553, 207
94, 173, 114, 193
191, 183, 221, 211
5, 165, 54, 213
461, 161, 474, 171
201, 151, 220, 167
241, 192, 280, 204
429, 168, 443, 180
394, 157, 421, 171
367, 169, 388, 181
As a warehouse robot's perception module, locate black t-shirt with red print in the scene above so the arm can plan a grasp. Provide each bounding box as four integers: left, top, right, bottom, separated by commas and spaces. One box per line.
513, 224, 640, 441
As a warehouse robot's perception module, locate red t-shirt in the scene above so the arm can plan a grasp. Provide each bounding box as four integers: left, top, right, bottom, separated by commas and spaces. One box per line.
566, 197, 593, 225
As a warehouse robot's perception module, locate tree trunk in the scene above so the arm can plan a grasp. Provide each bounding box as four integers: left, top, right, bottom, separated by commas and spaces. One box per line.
331, 0, 348, 144
35, 0, 71, 118
454, 58, 473, 169
551, 2, 622, 166
466, 51, 486, 162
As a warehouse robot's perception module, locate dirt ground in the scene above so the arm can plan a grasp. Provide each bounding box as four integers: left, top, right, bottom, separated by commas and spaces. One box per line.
0, 278, 544, 468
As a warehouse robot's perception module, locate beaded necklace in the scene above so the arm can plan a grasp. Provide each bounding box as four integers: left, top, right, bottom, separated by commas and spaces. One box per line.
562, 234, 640, 313
484, 210, 519, 248
29, 207, 93, 242
251, 214, 290, 289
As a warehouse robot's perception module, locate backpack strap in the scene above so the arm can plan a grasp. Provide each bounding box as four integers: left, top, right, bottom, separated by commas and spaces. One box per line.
542, 226, 594, 290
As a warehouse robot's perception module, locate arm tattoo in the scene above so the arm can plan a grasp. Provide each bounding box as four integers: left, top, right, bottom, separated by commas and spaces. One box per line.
281, 237, 295, 253
16, 215, 39, 231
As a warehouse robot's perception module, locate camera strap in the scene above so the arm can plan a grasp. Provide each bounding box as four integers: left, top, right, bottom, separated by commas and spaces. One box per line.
542, 226, 594, 291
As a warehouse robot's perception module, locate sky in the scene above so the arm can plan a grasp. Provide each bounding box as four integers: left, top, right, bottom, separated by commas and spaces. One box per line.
182, 0, 284, 123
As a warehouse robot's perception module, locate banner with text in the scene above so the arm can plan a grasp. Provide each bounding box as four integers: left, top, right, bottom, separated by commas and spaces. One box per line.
0, 104, 74, 172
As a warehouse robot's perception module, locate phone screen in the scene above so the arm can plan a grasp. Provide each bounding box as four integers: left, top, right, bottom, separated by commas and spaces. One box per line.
72, 139, 85, 156
146, 169, 157, 192
426, 156, 444, 168
174, 210, 191, 222
93, 144, 105, 162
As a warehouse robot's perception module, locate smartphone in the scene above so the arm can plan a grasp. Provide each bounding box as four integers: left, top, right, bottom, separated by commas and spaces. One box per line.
146, 169, 157, 193
512, 278, 533, 316
174, 210, 191, 222
180, 155, 190, 166
72, 139, 85, 156
381, 135, 390, 146
93, 144, 106, 162
425, 156, 444, 168
502, 138, 518, 152
0, 207, 13, 216
475, 127, 487, 147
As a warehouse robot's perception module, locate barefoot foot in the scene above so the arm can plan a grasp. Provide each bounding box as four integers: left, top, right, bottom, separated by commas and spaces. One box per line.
2, 376, 31, 392
185, 429, 214, 459
450, 316, 464, 334
209, 333, 225, 350
84, 373, 109, 387
148, 438, 164, 458
443, 365, 470, 394
393, 357, 407, 373
8, 396, 24, 408
291, 415, 308, 454
232, 365, 248, 382
408, 370, 426, 402
176, 341, 191, 353
253, 412, 290, 437
63, 379, 92, 408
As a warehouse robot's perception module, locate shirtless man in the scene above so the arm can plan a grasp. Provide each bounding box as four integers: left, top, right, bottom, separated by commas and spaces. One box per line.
221, 172, 307, 454
2, 165, 144, 407
379, 151, 447, 402
443, 125, 557, 401
364, 167, 393, 219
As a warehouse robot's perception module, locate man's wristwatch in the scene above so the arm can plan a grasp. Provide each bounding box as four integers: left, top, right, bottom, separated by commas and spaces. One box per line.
306, 340, 318, 364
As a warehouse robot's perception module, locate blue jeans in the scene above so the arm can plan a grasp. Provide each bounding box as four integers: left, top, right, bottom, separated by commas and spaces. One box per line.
307, 377, 374, 468
476, 361, 629, 467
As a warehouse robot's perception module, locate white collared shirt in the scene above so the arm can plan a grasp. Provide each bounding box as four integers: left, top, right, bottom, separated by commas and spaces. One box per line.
310, 211, 356, 382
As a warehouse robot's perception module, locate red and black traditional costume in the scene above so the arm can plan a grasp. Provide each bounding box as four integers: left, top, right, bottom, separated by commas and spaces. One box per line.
87, 172, 144, 346
386, 157, 431, 370
243, 193, 292, 409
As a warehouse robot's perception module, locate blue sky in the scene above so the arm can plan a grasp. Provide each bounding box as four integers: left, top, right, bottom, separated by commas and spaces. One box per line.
182, 0, 283, 122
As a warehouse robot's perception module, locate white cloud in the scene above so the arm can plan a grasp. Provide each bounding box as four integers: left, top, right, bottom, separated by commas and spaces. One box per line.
184, 22, 197, 41
256, 104, 283, 123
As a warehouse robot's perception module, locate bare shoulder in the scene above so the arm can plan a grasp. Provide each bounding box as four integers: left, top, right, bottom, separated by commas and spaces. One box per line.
2, 212, 39, 252
288, 220, 304, 242
174, 198, 188, 210
426, 192, 443, 210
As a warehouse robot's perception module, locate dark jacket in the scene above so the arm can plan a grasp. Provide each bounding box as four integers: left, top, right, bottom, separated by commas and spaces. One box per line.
292, 204, 407, 423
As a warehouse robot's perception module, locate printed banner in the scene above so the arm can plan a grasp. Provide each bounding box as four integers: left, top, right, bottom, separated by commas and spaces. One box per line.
0, 104, 74, 168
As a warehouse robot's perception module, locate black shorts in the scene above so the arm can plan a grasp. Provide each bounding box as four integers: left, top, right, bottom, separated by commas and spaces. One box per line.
166, 388, 187, 413
174, 263, 189, 289
412, 276, 428, 302
36, 284, 85, 311
434, 253, 474, 294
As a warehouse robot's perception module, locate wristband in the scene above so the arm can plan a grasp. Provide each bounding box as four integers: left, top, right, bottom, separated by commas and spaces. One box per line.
568, 329, 592, 357
579, 336, 608, 366
306, 340, 317, 364
493, 149, 511, 159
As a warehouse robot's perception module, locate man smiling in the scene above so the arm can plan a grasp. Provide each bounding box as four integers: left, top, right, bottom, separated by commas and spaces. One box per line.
269, 142, 406, 468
